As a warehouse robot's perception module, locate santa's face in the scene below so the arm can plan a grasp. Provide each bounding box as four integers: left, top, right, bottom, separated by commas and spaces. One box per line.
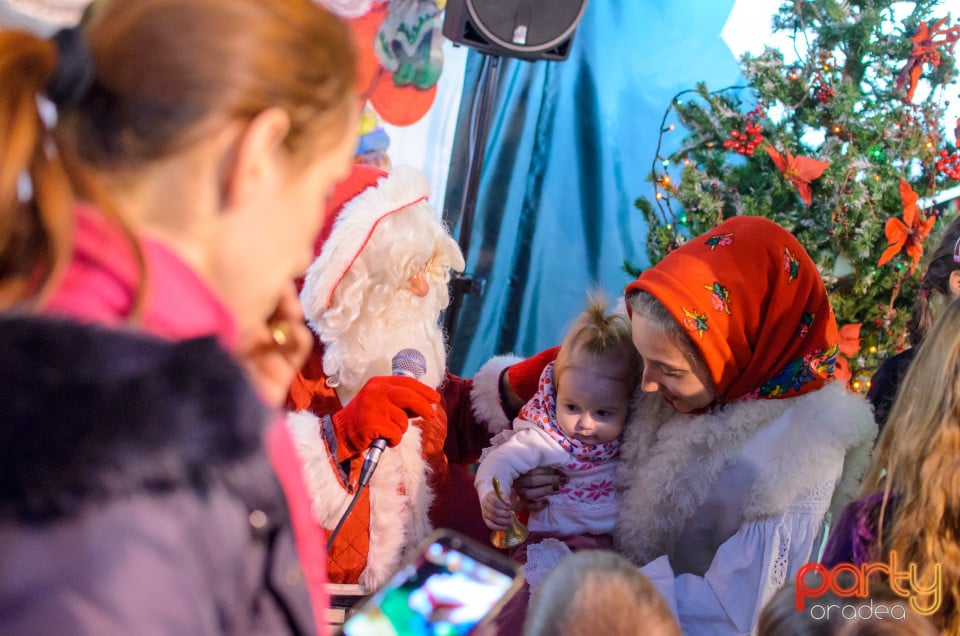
316, 206, 464, 398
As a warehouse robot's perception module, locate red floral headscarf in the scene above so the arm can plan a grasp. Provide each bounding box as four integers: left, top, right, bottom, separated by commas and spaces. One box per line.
625, 216, 838, 403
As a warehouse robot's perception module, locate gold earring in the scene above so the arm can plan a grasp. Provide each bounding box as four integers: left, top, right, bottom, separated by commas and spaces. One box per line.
269, 320, 290, 347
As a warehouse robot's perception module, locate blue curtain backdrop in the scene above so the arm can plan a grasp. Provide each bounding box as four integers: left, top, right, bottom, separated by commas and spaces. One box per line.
442, 0, 744, 376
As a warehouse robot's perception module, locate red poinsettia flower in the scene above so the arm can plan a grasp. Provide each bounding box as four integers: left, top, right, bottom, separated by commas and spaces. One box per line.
895, 18, 960, 102
833, 355, 852, 384
877, 179, 936, 275
837, 323, 862, 358
766, 146, 831, 206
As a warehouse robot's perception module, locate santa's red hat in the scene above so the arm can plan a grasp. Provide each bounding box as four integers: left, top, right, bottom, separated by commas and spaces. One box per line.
300, 164, 431, 327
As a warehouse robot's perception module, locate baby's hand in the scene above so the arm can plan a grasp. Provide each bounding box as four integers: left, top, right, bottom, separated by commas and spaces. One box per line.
480, 491, 514, 530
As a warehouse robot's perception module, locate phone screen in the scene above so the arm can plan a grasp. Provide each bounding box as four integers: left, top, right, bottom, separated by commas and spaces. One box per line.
340, 530, 521, 636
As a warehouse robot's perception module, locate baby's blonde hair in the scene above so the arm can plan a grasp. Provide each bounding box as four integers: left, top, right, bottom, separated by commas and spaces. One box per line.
553, 292, 641, 394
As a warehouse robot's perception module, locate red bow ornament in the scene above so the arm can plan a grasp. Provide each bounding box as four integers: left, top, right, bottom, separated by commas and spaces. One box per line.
833, 355, 852, 384
831, 323, 861, 386
837, 323, 863, 359
877, 179, 936, 275
766, 146, 831, 206
895, 18, 960, 102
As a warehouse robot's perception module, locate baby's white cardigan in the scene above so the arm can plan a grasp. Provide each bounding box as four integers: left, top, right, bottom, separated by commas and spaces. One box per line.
474, 419, 619, 536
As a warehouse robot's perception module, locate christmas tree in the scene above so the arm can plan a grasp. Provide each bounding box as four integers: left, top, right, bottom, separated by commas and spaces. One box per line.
633, 0, 960, 391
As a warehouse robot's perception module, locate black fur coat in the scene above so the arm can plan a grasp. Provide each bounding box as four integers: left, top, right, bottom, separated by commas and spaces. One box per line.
0, 315, 316, 635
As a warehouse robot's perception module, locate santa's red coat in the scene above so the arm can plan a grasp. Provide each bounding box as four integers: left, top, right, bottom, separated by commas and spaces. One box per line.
285, 343, 517, 590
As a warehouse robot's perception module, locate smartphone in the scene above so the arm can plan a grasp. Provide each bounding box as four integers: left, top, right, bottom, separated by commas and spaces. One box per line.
339, 528, 524, 636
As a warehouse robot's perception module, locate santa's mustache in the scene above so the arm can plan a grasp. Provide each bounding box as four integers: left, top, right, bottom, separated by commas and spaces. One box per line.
320, 294, 448, 390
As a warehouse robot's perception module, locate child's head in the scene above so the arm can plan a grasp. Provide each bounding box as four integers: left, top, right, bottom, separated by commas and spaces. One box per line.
909, 213, 960, 346
552, 294, 641, 444
523, 550, 680, 636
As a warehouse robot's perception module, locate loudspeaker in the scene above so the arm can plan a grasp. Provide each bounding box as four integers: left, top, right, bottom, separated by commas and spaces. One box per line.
442, 0, 588, 61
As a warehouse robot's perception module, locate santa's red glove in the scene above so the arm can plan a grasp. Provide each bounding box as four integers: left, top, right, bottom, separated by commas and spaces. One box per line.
332, 375, 440, 458
507, 346, 561, 402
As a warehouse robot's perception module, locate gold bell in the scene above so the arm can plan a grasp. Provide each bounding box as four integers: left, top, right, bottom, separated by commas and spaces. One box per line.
489, 476, 529, 549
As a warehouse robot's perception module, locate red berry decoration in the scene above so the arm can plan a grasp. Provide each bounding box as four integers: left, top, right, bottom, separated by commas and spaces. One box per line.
935, 148, 960, 180
812, 70, 836, 103
811, 52, 838, 104
725, 104, 767, 156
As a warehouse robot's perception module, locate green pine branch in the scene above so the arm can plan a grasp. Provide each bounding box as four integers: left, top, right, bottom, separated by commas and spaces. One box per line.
631, 0, 960, 390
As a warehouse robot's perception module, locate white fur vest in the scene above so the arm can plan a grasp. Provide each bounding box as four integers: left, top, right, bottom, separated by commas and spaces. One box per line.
615, 382, 876, 566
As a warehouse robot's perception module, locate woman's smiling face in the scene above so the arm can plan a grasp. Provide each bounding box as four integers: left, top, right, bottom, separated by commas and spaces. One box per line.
630, 313, 715, 413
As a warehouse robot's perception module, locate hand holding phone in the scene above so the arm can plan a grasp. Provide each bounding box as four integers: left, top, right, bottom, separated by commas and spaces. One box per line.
340, 529, 524, 636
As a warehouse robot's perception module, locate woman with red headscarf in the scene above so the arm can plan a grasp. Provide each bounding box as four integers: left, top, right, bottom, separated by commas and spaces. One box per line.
509, 216, 876, 634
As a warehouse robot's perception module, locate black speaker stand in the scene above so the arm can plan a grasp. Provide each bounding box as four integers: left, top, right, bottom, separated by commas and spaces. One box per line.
442, 52, 503, 341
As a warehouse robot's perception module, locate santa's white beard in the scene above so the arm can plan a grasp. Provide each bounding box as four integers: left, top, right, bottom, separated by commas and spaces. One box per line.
319, 287, 448, 401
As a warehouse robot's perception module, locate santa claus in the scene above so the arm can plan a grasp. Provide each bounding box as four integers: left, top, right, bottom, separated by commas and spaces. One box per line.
286, 165, 549, 593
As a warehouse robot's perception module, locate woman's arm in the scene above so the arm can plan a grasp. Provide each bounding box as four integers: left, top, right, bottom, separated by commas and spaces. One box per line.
641, 501, 827, 633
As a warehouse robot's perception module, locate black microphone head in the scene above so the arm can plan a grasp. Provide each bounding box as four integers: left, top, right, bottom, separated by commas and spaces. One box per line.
391, 348, 427, 379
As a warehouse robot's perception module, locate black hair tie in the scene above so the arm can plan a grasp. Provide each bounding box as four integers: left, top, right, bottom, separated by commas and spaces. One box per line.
45, 26, 95, 109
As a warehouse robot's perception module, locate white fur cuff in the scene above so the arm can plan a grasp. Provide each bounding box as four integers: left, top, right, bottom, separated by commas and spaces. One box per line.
470, 354, 522, 434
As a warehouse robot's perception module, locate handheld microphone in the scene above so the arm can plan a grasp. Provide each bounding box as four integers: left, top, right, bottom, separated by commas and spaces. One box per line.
358, 349, 427, 487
